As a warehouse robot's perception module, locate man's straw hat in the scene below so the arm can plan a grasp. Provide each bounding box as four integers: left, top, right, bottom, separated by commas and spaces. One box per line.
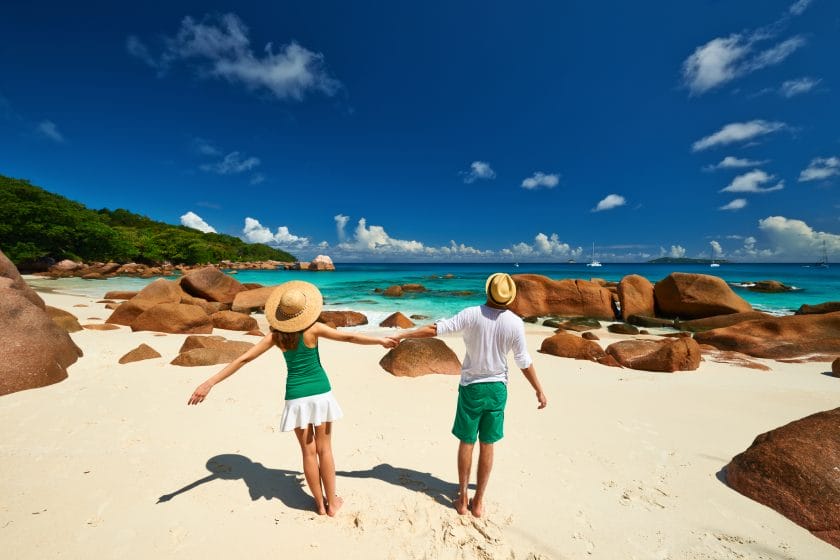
485, 273, 517, 306
264, 281, 323, 332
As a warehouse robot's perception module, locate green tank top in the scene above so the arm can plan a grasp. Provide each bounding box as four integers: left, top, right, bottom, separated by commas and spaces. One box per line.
282, 338, 331, 400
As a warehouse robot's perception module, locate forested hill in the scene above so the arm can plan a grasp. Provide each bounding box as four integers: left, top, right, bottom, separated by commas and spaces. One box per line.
0, 175, 295, 266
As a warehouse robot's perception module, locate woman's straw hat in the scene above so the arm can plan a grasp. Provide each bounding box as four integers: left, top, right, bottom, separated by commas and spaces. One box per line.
264, 281, 324, 332
485, 273, 517, 306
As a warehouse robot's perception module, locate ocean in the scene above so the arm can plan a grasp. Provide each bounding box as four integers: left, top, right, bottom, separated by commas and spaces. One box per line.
26, 263, 840, 325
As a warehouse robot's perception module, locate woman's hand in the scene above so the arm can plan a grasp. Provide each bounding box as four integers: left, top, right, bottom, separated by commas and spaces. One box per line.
380, 337, 399, 349
188, 381, 214, 405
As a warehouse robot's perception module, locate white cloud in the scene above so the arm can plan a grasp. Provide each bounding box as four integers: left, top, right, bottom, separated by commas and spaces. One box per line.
249, 173, 266, 185
720, 198, 748, 211
710, 240, 723, 256
200, 151, 260, 175
192, 137, 221, 156
758, 216, 840, 258
666, 245, 686, 258
682, 28, 806, 95
779, 77, 821, 98
128, 13, 340, 101
334, 214, 349, 241
720, 170, 784, 193
242, 217, 309, 247
692, 120, 785, 151
789, 0, 813, 16
180, 211, 217, 233
521, 172, 559, 190
798, 156, 840, 182
707, 156, 769, 170
592, 194, 626, 212
461, 161, 496, 184
339, 218, 425, 253
503, 233, 582, 260
36, 120, 64, 143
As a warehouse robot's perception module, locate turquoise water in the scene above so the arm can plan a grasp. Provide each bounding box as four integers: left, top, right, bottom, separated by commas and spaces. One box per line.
27, 263, 840, 323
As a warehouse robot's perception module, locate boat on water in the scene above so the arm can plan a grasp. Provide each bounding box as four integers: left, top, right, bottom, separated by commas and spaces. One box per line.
815, 240, 829, 268
710, 259, 720, 268
586, 242, 602, 267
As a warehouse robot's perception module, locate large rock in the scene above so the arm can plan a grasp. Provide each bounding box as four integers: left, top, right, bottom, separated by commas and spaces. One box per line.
180, 267, 246, 303
232, 286, 278, 313
308, 255, 335, 271
172, 336, 255, 367
618, 275, 655, 321
694, 312, 840, 359
105, 298, 157, 326
726, 408, 840, 548
0, 287, 83, 396
679, 311, 772, 332
383, 285, 403, 297
538, 332, 606, 361
508, 275, 616, 320
45, 306, 83, 333
605, 338, 701, 372
318, 311, 368, 327
103, 290, 139, 300
131, 303, 213, 334
379, 339, 461, 377
833, 358, 840, 377
210, 311, 258, 331
0, 249, 45, 309
543, 317, 601, 331
179, 335, 254, 354
607, 323, 640, 335
747, 280, 794, 293
134, 278, 183, 305
796, 301, 840, 315
119, 344, 162, 364
379, 312, 415, 329
654, 273, 752, 319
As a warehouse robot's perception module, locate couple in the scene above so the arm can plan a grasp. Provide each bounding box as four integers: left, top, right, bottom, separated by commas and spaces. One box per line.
188, 273, 547, 518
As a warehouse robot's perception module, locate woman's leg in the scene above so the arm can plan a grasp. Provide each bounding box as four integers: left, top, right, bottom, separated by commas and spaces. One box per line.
314, 422, 342, 516
294, 425, 326, 514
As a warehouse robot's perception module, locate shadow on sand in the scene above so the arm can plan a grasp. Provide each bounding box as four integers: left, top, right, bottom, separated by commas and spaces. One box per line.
337, 463, 474, 508
157, 454, 312, 511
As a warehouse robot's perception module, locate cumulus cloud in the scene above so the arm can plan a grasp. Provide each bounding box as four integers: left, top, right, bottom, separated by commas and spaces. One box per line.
502, 233, 583, 260
664, 245, 686, 258
200, 151, 260, 175
128, 13, 341, 101
36, 120, 64, 143
521, 172, 559, 190
706, 156, 769, 170
682, 28, 806, 95
720, 170, 784, 193
710, 240, 723, 256
758, 216, 840, 258
692, 120, 786, 152
592, 194, 626, 212
242, 217, 309, 247
334, 214, 349, 242
720, 198, 748, 211
461, 161, 496, 184
779, 77, 821, 98
180, 211, 217, 233
798, 157, 840, 182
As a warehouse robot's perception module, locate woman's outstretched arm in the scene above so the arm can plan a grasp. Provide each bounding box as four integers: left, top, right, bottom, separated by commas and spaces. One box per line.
188, 333, 275, 405
310, 322, 397, 348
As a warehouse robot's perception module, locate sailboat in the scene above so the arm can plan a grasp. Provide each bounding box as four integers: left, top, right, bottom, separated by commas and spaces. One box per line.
815, 240, 829, 268
710, 258, 720, 268
586, 242, 602, 267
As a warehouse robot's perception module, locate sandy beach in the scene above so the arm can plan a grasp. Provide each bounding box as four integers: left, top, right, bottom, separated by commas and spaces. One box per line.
1, 288, 839, 560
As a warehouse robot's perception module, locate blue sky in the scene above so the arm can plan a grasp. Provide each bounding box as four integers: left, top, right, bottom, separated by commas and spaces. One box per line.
1, 0, 839, 262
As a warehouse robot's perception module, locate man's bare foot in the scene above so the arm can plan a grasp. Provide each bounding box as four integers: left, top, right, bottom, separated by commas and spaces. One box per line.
470, 498, 484, 518
454, 494, 470, 515
327, 495, 344, 517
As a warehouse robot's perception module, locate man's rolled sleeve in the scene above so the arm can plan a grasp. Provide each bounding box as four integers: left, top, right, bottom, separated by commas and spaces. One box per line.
435, 308, 472, 336
512, 324, 532, 369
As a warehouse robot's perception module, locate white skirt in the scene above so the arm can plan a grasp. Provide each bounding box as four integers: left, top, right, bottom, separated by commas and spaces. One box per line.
280, 391, 343, 432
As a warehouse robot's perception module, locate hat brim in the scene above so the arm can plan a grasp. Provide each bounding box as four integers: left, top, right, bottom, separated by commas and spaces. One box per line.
264, 281, 324, 332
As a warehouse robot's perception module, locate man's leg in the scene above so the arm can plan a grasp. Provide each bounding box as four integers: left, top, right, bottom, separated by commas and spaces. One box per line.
470, 442, 494, 517
456, 440, 474, 515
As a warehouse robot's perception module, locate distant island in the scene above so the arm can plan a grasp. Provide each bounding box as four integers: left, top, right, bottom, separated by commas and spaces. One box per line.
0, 175, 295, 268
647, 257, 730, 264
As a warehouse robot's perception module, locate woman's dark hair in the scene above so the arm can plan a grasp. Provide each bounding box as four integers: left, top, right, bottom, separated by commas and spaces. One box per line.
271, 329, 301, 351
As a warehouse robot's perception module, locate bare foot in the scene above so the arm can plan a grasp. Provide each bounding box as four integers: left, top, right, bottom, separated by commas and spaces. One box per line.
470, 499, 484, 518
327, 495, 344, 517
454, 494, 470, 515
315, 503, 327, 515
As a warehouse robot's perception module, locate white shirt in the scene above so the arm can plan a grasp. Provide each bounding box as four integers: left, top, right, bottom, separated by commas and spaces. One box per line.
436, 305, 533, 386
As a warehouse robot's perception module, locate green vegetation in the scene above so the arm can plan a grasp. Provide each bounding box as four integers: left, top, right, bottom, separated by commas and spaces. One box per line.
647, 257, 729, 264
0, 175, 295, 265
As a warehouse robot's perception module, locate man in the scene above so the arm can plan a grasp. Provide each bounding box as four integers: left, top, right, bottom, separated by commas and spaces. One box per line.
391, 272, 547, 517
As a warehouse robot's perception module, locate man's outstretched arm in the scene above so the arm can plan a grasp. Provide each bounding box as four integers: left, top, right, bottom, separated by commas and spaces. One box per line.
390, 324, 437, 342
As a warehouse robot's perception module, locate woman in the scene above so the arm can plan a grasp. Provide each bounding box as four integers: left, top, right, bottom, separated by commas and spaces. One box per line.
188, 280, 396, 516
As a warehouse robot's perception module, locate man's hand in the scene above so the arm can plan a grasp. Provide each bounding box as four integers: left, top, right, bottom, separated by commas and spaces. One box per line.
536, 391, 547, 409
188, 381, 213, 405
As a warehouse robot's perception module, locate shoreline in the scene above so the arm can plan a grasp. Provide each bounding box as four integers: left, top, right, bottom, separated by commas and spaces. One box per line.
1, 287, 838, 558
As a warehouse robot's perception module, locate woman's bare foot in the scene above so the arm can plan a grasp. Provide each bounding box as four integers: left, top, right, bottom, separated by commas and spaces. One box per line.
327, 495, 344, 517
454, 494, 470, 515
315, 501, 327, 515
470, 498, 484, 518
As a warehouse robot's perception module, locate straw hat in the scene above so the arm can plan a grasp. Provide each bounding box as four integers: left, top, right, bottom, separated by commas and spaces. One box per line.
485, 273, 517, 306
264, 281, 324, 332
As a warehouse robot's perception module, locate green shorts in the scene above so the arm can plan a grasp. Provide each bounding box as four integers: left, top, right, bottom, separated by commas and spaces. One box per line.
452, 382, 508, 444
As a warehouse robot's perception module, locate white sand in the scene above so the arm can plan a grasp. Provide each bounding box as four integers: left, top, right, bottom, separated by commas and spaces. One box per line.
1, 290, 839, 559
